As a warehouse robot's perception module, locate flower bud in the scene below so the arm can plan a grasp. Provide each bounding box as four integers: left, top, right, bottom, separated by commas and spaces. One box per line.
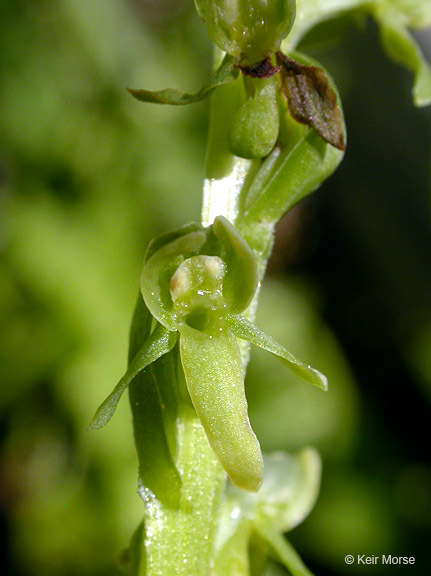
195, 0, 296, 65
228, 76, 280, 158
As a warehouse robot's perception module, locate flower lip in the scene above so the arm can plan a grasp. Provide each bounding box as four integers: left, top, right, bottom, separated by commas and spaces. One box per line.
169, 254, 227, 320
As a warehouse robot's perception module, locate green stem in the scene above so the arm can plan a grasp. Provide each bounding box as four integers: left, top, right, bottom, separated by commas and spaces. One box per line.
138, 405, 225, 576
139, 50, 277, 576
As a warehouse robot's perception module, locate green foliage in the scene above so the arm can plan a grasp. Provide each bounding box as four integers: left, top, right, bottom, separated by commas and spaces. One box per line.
115, 3, 430, 569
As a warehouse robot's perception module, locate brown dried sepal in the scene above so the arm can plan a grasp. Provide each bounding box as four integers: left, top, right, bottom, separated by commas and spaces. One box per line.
276, 52, 345, 151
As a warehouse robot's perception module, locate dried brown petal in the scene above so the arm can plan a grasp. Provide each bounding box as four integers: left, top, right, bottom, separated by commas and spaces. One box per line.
277, 52, 345, 151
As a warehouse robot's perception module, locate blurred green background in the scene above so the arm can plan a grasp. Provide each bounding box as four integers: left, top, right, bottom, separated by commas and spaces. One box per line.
0, 1, 430, 575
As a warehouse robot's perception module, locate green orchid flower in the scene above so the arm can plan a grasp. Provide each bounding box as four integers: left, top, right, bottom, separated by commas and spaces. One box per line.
91, 216, 327, 494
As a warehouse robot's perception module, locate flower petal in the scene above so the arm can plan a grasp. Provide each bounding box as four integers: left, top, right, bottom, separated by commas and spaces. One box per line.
128, 54, 238, 105
179, 319, 263, 491
90, 323, 178, 430
227, 314, 328, 390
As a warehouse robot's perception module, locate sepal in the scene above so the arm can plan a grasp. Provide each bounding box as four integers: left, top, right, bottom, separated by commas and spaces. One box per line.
227, 314, 328, 390
90, 323, 178, 430
278, 51, 345, 151
210, 216, 259, 313
141, 229, 207, 330
128, 54, 238, 105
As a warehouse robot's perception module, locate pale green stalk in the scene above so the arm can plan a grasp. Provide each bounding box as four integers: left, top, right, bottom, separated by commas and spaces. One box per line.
138, 58, 250, 576
138, 404, 225, 576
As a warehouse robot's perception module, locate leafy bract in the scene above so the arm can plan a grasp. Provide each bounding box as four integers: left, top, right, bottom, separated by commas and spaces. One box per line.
90, 296, 182, 507
119, 521, 145, 575
239, 128, 344, 228
127, 298, 182, 508
227, 314, 328, 390
128, 54, 238, 105
90, 323, 178, 429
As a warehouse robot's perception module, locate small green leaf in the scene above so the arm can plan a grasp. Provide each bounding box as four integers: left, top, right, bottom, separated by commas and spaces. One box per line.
227, 314, 328, 390
374, 2, 431, 106
179, 318, 263, 492
149, 344, 183, 458
212, 216, 258, 313
90, 323, 178, 430
255, 520, 316, 576
129, 355, 182, 508
277, 52, 345, 150
128, 54, 238, 105
127, 298, 181, 508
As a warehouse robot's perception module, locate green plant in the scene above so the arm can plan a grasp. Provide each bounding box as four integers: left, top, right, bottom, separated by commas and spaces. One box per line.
90, 1, 431, 575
